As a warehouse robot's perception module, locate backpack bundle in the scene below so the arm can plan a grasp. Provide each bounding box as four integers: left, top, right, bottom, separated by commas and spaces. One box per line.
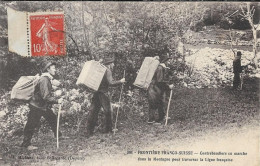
76, 60, 107, 91
11, 75, 40, 101
134, 57, 160, 89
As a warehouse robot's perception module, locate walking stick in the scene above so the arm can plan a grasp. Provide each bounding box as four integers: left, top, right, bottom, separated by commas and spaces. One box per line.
56, 104, 62, 149
113, 70, 125, 135
165, 90, 173, 126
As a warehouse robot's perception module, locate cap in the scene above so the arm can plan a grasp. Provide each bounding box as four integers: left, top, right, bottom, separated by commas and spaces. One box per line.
42, 61, 56, 72
103, 57, 115, 65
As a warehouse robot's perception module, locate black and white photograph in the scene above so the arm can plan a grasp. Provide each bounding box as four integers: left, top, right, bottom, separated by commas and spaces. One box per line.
0, 1, 259, 166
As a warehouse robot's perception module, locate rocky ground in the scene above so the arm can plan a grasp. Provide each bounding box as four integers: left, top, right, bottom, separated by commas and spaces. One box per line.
181, 27, 260, 89
183, 47, 260, 88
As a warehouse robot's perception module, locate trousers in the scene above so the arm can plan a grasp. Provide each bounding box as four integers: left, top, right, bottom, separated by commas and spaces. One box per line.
21, 105, 59, 147
233, 73, 241, 89
86, 92, 112, 135
148, 85, 166, 122
148, 98, 165, 122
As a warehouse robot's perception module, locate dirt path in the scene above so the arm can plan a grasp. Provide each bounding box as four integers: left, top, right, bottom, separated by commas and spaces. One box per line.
1, 87, 258, 166
34, 121, 259, 166
82, 125, 259, 166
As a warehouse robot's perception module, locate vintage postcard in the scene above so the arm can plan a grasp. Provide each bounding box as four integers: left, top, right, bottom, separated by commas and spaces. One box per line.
0, 1, 259, 166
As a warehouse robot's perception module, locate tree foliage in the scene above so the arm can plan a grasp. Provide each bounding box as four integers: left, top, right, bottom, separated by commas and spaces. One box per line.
0, 2, 259, 91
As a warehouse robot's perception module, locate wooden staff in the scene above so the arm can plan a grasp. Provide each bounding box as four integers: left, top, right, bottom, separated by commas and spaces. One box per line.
113, 70, 125, 135
165, 90, 173, 126
56, 104, 62, 149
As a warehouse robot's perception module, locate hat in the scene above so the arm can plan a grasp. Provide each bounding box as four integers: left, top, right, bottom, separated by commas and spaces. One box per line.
160, 54, 172, 63
103, 57, 115, 65
237, 51, 242, 56
42, 61, 56, 72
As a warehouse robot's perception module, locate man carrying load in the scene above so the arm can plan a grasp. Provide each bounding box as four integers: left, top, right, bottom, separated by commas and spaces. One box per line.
148, 54, 174, 124
85, 57, 125, 137
20, 61, 63, 150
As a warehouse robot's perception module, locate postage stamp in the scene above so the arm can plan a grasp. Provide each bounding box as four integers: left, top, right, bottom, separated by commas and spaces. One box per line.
29, 14, 66, 56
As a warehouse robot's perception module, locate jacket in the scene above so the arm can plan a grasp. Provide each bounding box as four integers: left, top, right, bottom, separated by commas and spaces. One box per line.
148, 64, 170, 101
233, 58, 242, 73
98, 68, 121, 93
29, 74, 58, 110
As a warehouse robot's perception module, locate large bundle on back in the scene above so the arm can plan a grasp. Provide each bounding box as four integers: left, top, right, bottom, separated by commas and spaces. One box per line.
11, 75, 40, 101
76, 60, 107, 91
134, 57, 160, 89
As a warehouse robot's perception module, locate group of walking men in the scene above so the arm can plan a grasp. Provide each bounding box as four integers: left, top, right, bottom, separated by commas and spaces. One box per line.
21, 50, 244, 150
20, 52, 173, 150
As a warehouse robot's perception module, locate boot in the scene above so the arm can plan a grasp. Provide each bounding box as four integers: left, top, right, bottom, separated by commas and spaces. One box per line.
84, 130, 94, 138
104, 122, 112, 133
20, 136, 31, 148
156, 114, 165, 123
27, 145, 38, 150
148, 118, 155, 124
20, 142, 30, 148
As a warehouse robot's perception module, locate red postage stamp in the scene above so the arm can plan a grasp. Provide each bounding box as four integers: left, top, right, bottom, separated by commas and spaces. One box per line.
30, 14, 66, 56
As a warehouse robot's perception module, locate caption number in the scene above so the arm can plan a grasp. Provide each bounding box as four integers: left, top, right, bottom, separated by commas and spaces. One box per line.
33, 44, 41, 53
127, 151, 133, 154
